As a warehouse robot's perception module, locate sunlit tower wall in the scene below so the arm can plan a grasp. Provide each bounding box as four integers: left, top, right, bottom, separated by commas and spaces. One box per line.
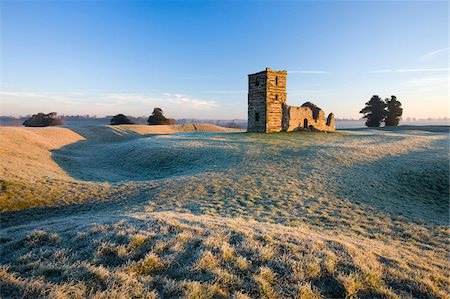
247, 68, 287, 132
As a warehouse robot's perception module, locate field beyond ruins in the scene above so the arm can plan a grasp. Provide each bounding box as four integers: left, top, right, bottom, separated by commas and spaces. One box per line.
0, 124, 449, 298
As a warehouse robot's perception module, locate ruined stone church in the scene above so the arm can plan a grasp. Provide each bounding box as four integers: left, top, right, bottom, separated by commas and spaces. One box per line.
247, 68, 335, 133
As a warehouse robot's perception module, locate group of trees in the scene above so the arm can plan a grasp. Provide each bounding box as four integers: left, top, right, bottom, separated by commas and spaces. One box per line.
110, 114, 135, 125
110, 108, 175, 125
360, 95, 403, 127
21, 108, 175, 127
23, 112, 63, 127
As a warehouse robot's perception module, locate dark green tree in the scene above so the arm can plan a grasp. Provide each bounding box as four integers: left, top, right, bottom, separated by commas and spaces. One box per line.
23, 112, 63, 127
385, 96, 403, 126
147, 108, 175, 125
360, 95, 387, 127
110, 114, 134, 125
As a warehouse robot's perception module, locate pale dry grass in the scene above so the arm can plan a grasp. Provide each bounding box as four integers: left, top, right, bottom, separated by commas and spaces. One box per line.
2, 210, 447, 298
0, 125, 449, 298
0, 126, 84, 181
0, 211, 437, 297
0, 124, 239, 211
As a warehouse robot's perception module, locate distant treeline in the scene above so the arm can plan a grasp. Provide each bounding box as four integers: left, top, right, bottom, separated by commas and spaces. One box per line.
1, 115, 448, 128
0, 115, 248, 129
0, 115, 146, 126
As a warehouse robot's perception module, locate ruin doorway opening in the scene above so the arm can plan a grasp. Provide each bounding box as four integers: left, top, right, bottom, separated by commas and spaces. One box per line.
303, 119, 308, 128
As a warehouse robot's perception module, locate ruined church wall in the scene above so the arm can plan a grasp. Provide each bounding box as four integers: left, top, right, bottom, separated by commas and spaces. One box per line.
247, 68, 335, 133
325, 113, 335, 131
282, 105, 335, 132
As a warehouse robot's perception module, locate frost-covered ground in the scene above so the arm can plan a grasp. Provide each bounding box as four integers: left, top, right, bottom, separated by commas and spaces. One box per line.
0, 125, 449, 298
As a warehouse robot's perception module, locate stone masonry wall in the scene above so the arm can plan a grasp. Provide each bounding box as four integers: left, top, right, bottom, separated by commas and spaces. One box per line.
247, 71, 268, 132
265, 69, 287, 133
248, 67, 335, 132
282, 105, 335, 132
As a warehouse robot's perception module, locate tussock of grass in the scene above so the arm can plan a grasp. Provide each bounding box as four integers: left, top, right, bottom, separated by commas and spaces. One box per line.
236, 256, 250, 271
25, 230, 61, 247
258, 245, 277, 262
182, 281, 224, 299
131, 253, 163, 275
338, 272, 364, 298
232, 291, 252, 299
253, 267, 278, 299
130, 233, 148, 247
297, 282, 322, 299
213, 268, 242, 289
195, 251, 219, 272
220, 243, 235, 262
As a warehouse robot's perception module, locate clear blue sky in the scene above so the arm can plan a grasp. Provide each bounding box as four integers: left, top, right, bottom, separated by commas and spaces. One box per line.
1, 0, 448, 119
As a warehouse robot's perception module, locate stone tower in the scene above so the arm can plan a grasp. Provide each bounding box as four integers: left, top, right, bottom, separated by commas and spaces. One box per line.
247, 67, 287, 132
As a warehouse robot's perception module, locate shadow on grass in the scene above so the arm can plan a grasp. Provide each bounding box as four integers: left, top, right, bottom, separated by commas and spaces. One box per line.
330, 138, 449, 225
51, 126, 242, 183
339, 125, 450, 133
0, 189, 154, 229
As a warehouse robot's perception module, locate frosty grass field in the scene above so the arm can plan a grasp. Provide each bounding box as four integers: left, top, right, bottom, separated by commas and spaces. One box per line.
0, 125, 449, 298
